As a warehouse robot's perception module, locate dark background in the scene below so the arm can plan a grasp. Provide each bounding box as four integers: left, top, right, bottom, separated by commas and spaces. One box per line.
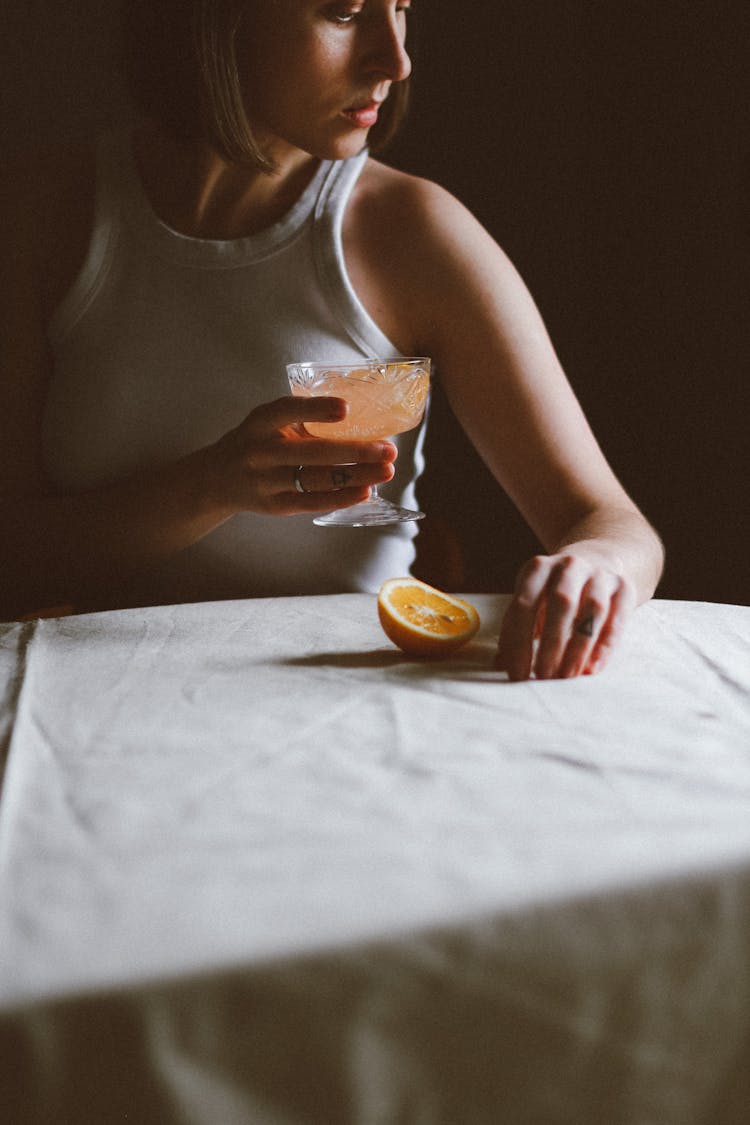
3, 3, 748, 604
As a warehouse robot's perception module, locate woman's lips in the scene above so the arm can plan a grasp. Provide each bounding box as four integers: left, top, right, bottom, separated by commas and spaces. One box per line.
342, 103, 381, 129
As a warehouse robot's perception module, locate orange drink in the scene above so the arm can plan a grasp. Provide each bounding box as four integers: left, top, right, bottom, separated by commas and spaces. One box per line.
286, 358, 432, 527
289, 361, 430, 441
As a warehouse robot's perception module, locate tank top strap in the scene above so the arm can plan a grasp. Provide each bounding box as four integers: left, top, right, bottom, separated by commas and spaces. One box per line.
47, 131, 123, 347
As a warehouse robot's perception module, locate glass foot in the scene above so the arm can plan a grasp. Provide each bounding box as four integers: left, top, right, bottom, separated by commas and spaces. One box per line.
313, 495, 425, 527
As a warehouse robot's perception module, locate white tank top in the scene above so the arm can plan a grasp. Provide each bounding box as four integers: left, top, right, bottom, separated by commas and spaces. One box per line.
43, 130, 426, 608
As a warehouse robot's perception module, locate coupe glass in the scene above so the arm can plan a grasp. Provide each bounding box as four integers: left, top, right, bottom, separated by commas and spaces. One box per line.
286, 357, 431, 526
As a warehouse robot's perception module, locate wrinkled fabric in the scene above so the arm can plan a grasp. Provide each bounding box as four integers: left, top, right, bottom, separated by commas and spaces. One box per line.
1, 595, 750, 1124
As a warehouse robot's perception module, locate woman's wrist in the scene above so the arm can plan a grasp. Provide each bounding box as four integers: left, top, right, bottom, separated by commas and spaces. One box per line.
173, 442, 240, 531
548, 528, 663, 606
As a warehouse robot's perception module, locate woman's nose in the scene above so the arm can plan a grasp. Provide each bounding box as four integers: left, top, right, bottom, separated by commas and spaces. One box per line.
363, 14, 412, 83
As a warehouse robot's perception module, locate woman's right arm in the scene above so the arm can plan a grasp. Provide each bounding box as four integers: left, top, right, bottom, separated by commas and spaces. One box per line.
0, 154, 394, 619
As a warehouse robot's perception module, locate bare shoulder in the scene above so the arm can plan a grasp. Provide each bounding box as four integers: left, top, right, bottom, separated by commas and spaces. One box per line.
345, 159, 499, 353
351, 158, 482, 252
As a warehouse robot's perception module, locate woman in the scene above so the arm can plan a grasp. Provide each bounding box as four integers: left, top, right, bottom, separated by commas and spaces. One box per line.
0, 0, 663, 679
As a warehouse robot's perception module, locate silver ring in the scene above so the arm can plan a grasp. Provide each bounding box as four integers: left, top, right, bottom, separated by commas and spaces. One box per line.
293, 465, 307, 494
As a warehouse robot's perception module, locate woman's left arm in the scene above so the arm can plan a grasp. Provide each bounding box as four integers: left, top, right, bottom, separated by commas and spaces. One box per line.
366, 174, 664, 679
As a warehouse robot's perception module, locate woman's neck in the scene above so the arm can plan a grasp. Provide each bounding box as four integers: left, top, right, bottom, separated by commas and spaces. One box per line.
132, 120, 320, 240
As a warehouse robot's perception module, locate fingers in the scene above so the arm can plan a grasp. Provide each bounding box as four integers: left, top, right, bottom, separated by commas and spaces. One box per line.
582, 576, 636, 676
243, 395, 349, 434
241, 398, 397, 469
554, 573, 616, 678
288, 461, 395, 496
280, 439, 397, 468
249, 457, 396, 516
278, 485, 373, 516
212, 395, 399, 516
495, 554, 635, 681
495, 556, 552, 681
268, 459, 396, 515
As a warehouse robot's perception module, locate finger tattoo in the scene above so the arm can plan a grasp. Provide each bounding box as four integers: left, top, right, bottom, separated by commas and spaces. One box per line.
331, 468, 353, 488
575, 614, 595, 637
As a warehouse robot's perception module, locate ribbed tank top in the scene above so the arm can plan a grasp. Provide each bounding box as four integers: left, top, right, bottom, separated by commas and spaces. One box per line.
43, 130, 426, 608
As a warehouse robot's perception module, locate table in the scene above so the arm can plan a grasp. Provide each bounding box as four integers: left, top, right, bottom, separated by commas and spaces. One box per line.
2, 594, 750, 1124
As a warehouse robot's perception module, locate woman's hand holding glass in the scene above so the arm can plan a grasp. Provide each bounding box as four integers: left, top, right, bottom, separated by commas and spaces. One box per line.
495, 553, 637, 681
287, 359, 431, 526
208, 395, 397, 517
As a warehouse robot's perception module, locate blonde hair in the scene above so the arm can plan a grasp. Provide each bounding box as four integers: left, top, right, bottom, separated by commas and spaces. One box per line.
120, 0, 410, 169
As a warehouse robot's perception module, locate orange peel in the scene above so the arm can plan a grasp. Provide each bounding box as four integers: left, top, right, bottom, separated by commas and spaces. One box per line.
377, 577, 480, 657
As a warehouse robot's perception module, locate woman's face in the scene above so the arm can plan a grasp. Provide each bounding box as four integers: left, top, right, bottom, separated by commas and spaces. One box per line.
237, 0, 412, 164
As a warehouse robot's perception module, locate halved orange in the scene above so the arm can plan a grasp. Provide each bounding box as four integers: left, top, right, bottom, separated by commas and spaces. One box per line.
378, 577, 480, 657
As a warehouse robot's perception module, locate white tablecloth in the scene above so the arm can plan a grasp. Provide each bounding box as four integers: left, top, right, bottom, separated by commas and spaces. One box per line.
1, 595, 750, 1124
